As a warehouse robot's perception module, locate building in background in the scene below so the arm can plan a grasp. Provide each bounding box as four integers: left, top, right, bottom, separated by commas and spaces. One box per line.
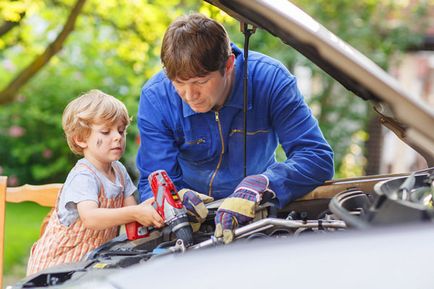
382, 31, 434, 173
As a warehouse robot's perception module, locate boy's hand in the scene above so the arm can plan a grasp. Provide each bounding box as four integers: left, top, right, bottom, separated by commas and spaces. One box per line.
143, 197, 155, 205
136, 202, 164, 228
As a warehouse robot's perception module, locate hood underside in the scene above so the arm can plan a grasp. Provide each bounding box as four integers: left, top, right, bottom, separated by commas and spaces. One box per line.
205, 0, 434, 165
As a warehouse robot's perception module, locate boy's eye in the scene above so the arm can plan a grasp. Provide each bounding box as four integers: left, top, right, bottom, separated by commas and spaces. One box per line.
101, 130, 109, 135
118, 129, 125, 135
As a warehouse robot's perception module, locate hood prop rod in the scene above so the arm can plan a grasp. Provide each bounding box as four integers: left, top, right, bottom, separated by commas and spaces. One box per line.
241, 22, 256, 177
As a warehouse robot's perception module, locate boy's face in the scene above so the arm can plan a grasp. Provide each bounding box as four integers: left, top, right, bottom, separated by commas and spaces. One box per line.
77, 120, 127, 167
172, 54, 235, 113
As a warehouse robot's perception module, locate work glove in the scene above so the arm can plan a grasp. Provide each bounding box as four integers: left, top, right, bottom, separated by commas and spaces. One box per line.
178, 189, 214, 231
215, 174, 273, 244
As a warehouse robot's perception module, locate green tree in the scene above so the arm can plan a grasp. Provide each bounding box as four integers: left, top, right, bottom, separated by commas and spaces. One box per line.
0, 0, 87, 104
203, 1, 428, 177
290, 0, 428, 177
0, 0, 430, 185
0, 0, 204, 185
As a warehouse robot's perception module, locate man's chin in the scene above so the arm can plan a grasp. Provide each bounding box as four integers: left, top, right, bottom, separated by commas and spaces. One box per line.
191, 105, 210, 113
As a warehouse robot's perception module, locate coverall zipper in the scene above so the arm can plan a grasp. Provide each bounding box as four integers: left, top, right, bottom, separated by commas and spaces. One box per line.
208, 111, 225, 196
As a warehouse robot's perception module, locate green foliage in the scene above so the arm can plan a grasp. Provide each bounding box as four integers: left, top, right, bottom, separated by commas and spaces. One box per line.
0, 0, 204, 185
204, 0, 427, 175
0, 74, 74, 184
0, 0, 430, 183
0, 1, 431, 282
289, 0, 427, 176
295, 0, 426, 69
4, 202, 51, 274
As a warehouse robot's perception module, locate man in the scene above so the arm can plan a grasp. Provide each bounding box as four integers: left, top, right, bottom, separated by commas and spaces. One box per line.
136, 13, 334, 243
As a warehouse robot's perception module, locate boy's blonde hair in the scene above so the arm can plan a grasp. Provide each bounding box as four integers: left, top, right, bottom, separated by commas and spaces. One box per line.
62, 89, 131, 155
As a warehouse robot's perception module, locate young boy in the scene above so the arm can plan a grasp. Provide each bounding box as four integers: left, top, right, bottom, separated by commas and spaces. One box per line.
26, 89, 163, 275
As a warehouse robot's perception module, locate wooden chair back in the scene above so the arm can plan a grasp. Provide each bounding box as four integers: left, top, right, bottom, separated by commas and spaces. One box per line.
0, 176, 61, 289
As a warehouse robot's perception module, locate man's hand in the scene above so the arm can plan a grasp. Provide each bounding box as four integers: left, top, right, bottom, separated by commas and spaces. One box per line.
214, 175, 270, 244
178, 189, 214, 231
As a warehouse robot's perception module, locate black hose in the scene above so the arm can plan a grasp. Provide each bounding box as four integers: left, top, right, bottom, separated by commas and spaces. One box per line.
329, 196, 370, 229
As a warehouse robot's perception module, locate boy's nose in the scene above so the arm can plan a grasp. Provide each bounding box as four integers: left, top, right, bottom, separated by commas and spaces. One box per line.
113, 131, 122, 140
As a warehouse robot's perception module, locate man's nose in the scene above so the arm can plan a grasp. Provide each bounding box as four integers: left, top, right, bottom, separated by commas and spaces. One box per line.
184, 84, 198, 101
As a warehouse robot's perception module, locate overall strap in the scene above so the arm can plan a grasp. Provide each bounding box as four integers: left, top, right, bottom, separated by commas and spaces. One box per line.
53, 163, 104, 214
76, 163, 105, 196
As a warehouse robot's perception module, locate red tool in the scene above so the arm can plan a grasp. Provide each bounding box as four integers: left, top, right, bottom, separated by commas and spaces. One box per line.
126, 170, 194, 247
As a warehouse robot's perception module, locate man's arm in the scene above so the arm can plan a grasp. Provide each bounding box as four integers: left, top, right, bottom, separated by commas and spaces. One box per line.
214, 69, 333, 244
136, 89, 188, 202
263, 74, 334, 207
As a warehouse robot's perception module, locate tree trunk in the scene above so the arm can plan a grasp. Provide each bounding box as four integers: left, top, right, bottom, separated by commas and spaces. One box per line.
0, 14, 25, 38
0, 0, 26, 38
365, 115, 383, 175
0, 0, 87, 105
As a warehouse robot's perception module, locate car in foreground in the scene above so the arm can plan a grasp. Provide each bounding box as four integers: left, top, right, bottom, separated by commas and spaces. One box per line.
9, 0, 434, 288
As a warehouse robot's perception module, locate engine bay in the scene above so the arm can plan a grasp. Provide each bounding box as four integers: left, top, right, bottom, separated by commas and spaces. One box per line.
11, 168, 434, 289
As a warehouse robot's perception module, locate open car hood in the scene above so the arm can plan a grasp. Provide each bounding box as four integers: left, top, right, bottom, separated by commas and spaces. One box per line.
205, 0, 434, 165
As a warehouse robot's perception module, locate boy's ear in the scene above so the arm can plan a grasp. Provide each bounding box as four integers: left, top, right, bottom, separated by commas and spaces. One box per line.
74, 135, 88, 149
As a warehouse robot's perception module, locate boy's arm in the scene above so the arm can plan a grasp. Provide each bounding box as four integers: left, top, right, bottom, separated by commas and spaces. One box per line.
124, 195, 155, 207
77, 198, 163, 230
123, 195, 137, 206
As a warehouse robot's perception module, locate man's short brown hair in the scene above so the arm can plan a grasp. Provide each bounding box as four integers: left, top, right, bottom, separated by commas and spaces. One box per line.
161, 13, 231, 80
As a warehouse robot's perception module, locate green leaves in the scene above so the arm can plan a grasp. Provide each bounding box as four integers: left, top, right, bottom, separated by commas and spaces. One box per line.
0, 0, 205, 185
0, 0, 430, 184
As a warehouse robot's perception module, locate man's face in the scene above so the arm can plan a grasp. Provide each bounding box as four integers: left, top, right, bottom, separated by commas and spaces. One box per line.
172, 55, 235, 113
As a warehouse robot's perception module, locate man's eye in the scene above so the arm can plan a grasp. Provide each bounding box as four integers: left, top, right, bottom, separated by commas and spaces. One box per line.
197, 80, 208, 85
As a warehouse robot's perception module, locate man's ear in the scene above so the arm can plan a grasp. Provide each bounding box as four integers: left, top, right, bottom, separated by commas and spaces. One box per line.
74, 135, 88, 149
226, 54, 235, 72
